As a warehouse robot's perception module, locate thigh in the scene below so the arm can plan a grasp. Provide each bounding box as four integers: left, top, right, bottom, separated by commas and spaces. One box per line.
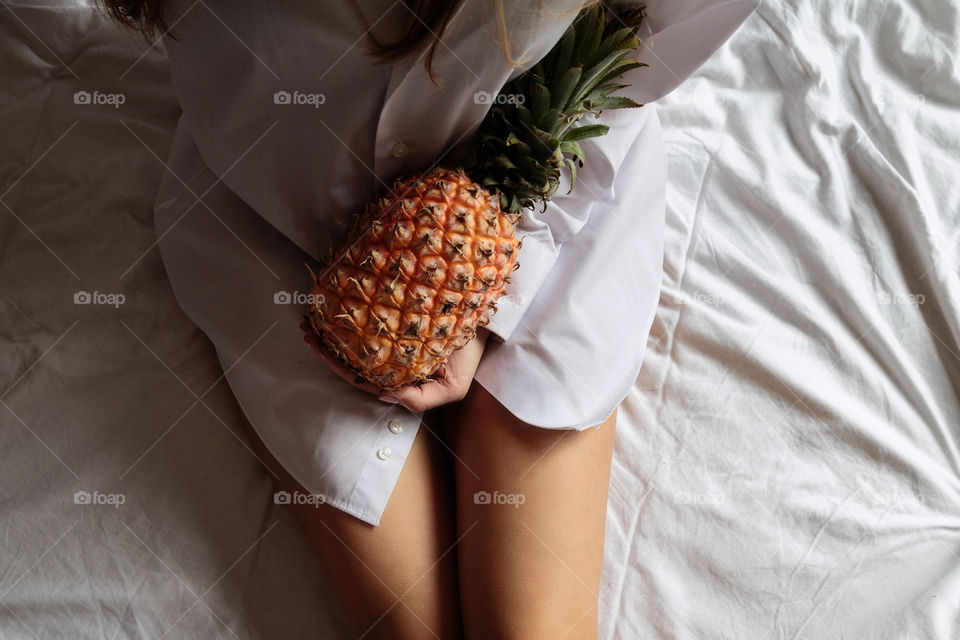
448, 384, 617, 640
239, 407, 462, 640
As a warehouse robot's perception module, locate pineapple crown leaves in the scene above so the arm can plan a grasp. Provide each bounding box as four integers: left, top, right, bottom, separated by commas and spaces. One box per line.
472, 5, 648, 214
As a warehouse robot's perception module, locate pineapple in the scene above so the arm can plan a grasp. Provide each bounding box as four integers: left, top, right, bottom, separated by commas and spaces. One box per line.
304, 5, 646, 390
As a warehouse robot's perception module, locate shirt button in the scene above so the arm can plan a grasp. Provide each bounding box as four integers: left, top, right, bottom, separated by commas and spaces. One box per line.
388, 420, 404, 434
391, 142, 408, 158
377, 446, 392, 460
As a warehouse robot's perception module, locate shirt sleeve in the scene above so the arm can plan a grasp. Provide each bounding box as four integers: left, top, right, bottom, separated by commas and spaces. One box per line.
483, 123, 617, 343
485, 198, 586, 343
483, 96, 641, 343
485, 0, 760, 342
622, 0, 761, 104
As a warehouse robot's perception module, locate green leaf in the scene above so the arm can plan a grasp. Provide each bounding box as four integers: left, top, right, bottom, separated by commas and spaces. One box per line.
575, 50, 636, 104
563, 124, 609, 141
552, 65, 582, 112
508, 137, 533, 156
559, 140, 584, 162
573, 6, 603, 64
591, 82, 630, 100
536, 107, 563, 134
472, 1, 648, 208
530, 83, 551, 121
591, 60, 646, 91
544, 180, 559, 200
564, 158, 578, 192
588, 27, 637, 67
515, 104, 534, 129
552, 27, 578, 79
587, 96, 642, 111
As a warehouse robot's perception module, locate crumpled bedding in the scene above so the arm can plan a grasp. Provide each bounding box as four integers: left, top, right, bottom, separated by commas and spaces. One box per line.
0, 1, 957, 638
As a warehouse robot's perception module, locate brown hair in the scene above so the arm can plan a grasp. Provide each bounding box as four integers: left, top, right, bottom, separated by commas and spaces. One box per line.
96, 0, 461, 80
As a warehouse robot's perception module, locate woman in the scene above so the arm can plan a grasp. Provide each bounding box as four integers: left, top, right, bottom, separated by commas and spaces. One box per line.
100, 1, 757, 637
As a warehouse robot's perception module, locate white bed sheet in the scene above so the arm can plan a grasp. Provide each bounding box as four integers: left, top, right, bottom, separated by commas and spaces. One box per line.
1, 1, 958, 639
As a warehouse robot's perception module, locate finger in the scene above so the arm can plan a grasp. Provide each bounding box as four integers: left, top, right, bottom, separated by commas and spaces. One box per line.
316, 348, 383, 396
300, 321, 382, 394
383, 377, 461, 413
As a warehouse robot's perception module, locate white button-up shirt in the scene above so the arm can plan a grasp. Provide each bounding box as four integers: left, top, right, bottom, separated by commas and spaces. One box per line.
154, 0, 758, 525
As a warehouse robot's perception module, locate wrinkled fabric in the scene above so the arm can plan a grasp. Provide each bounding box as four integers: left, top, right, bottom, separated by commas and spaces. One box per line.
4, 1, 959, 638
153, 0, 758, 525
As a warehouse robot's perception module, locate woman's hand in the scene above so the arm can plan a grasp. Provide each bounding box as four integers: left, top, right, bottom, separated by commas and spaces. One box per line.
300, 319, 490, 413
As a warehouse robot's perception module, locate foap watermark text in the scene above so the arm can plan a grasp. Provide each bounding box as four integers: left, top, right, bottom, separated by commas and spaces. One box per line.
473, 490, 525, 508
74, 290, 125, 308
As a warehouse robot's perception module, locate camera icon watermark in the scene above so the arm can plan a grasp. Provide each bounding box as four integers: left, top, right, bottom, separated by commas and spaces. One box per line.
274, 490, 326, 508
274, 290, 325, 305
473, 490, 525, 509
672, 290, 725, 308
876, 92, 925, 110
876, 291, 925, 306
74, 490, 126, 508
273, 90, 326, 108
674, 491, 725, 505
74, 290, 125, 308
73, 90, 126, 109
474, 91, 525, 106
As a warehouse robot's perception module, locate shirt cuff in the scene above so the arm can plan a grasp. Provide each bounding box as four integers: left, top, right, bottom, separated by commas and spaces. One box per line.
485, 232, 559, 343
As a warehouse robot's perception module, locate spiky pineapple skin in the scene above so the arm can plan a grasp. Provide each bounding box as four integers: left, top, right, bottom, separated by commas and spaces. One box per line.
307, 168, 518, 390
305, 6, 645, 390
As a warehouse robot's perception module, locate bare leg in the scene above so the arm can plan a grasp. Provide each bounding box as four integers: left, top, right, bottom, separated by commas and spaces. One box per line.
448, 384, 617, 640
239, 408, 463, 639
